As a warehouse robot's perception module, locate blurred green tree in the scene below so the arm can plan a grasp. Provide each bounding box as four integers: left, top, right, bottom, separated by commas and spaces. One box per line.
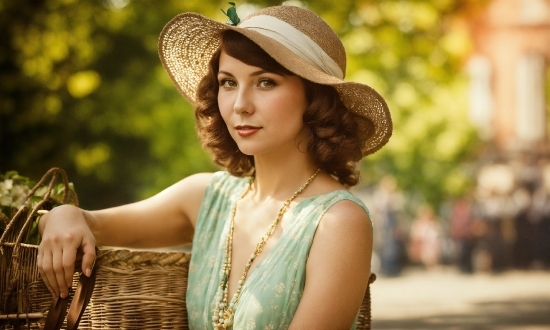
0, 0, 484, 211
1, 0, 224, 209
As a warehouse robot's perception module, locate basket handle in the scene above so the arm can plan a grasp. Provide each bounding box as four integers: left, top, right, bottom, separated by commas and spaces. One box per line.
0, 167, 78, 247
44, 265, 97, 330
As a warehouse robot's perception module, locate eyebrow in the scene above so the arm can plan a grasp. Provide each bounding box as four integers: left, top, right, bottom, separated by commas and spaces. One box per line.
218, 69, 273, 77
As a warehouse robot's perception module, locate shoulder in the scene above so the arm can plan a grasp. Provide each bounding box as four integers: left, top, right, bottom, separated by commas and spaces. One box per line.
307, 192, 373, 275
307, 173, 371, 223
168, 170, 245, 194
167, 171, 250, 222
162, 171, 238, 209
307, 193, 373, 271
324, 196, 370, 221
163, 172, 215, 197
316, 198, 372, 245
311, 188, 372, 229
199, 171, 250, 200
292, 194, 373, 328
150, 172, 217, 227
208, 170, 248, 187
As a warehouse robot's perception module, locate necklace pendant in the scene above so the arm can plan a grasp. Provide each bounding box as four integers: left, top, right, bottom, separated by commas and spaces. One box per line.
213, 308, 233, 329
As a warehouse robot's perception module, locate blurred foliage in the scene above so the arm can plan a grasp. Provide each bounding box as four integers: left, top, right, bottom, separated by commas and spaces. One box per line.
0, 0, 485, 211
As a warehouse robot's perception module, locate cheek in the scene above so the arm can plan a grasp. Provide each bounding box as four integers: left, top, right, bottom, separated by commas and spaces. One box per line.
272, 94, 307, 124
218, 94, 232, 123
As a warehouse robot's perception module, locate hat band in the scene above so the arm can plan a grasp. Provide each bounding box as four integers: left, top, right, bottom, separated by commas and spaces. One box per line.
239, 15, 344, 79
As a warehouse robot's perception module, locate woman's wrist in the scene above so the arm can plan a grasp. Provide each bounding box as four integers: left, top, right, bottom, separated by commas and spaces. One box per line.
38, 204, 82, 234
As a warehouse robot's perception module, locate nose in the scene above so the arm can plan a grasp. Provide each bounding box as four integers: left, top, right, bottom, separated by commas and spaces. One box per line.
233, 87, 254, 115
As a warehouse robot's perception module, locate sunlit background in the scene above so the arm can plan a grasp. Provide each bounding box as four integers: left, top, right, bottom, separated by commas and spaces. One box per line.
1, 0, 549, 328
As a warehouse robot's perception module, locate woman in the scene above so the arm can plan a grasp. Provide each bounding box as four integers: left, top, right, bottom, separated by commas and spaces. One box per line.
38, 4, 392, 329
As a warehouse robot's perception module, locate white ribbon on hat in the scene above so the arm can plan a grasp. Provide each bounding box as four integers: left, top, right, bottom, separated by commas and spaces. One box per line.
238, 15, 344, 79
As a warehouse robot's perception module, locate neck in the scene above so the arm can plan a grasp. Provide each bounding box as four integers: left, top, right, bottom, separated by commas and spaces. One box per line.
250, 154, 318, 202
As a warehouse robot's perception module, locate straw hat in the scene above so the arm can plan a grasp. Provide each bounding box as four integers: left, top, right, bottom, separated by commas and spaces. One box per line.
158, 5, 392, 156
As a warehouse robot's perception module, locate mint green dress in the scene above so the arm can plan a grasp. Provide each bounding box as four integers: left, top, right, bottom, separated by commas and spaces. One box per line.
187, 172, 371, 330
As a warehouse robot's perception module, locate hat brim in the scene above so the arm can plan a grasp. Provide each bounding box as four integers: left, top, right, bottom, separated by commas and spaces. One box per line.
158, 12, 392, 156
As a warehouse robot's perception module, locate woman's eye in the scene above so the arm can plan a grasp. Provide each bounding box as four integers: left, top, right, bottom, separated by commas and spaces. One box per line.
219, 79, 236, 88
258, 79, 276, 89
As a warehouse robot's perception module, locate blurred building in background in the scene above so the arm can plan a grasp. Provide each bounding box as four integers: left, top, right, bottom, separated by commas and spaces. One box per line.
468, 0, 549, 150
465, 0, 550, 272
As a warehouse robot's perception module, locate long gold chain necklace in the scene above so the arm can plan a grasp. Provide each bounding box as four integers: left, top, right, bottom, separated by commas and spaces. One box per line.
212, 169, 321, 329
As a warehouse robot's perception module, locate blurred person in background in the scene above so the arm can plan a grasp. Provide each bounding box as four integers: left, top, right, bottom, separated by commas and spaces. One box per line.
475, 163, 516, 272
449, 196, 475, 273
514, 157, 550, 269
372, 175, 406, 277
408, 204, 442, 269
531, 161, 550, 269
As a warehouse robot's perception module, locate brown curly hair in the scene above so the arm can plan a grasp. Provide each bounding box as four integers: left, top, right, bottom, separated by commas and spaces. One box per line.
195, 30, 370, 187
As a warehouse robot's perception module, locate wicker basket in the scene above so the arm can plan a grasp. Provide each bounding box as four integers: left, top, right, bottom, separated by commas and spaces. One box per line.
0, 248, 191, 330
0, 169, 192, 329
75, 249, 191, 329
1, 168, 77, 328
0, 168, 375, 329
357, 273, 376, 330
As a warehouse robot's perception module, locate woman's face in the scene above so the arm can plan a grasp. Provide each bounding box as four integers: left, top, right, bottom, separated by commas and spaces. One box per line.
217, 50, 309, 157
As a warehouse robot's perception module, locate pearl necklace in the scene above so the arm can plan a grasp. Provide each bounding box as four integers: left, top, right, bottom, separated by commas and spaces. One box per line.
212, 169, 321, 329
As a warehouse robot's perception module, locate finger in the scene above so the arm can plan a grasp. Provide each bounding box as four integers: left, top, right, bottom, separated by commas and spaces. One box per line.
52, 249, 69, 298
62, 246, 77, 289
81, 241, 97, 277
37, 249, 54, 296
40, 249, 60, 297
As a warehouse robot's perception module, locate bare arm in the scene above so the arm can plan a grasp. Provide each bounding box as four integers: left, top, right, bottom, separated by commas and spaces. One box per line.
37, 172, 212, 299
289, 200, 373, 330
83, 172, 212, 248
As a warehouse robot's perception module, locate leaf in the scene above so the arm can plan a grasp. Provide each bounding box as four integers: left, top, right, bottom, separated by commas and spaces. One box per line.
221, 2, 240, 26
24, 215, 42, 245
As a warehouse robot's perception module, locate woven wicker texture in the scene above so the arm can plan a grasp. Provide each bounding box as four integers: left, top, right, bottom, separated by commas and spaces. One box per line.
76, 249, 191, 330
0, 247, 192, 329
357, 273, 377, 330
158, 5, 392, 156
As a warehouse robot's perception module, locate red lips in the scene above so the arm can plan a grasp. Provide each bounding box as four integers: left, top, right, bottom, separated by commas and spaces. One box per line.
235, 125, 261, 137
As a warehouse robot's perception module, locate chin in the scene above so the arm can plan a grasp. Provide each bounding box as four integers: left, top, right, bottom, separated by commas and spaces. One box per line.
235, 140, 297, 157
235, 143, 271, 157
237, 147, 260, 156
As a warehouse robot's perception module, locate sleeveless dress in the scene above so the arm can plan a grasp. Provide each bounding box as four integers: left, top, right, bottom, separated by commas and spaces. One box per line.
187, 171, 371, 330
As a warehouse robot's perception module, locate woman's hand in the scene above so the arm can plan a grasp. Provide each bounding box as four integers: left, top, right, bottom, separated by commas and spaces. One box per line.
37, 204, 97, 299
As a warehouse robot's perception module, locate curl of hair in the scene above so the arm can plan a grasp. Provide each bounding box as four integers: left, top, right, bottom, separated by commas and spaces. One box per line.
195, 30, 370, 187
302, 82, 366, 186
